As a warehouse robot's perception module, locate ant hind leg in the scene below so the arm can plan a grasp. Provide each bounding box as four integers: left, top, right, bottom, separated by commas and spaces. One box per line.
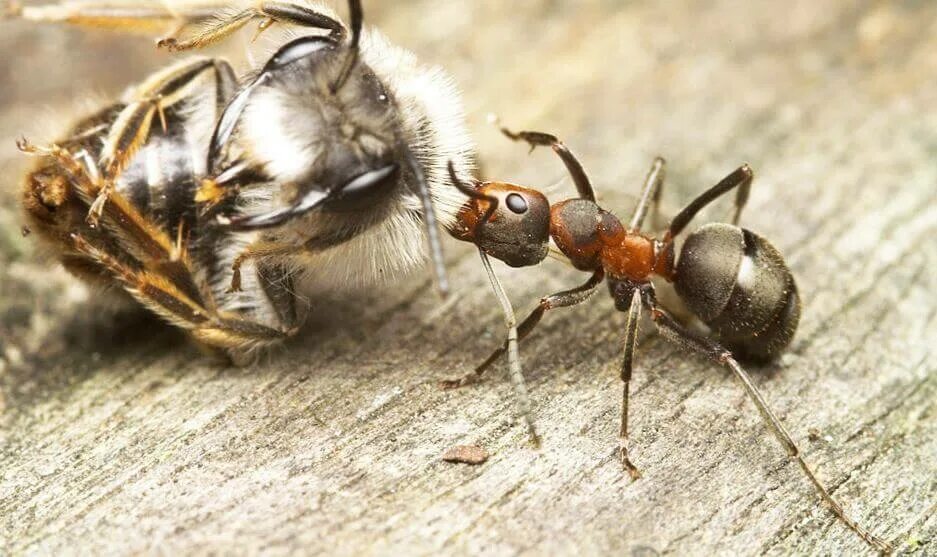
667, 165, 754, 239
646, 301, 892, 553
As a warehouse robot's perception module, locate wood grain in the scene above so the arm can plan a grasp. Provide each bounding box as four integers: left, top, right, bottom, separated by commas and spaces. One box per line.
1, 1, 934, 555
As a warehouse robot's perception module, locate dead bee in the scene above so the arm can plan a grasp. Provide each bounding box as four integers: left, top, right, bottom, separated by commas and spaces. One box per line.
443, 127, 891, 552
11, 0, 474, 356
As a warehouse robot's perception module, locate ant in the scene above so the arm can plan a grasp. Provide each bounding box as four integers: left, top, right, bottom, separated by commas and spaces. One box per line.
443, 127, 891, 552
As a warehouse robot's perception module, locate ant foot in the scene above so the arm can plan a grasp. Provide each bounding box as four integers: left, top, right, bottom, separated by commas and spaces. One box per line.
439, 372, 482, 390
619, 444, 642, 480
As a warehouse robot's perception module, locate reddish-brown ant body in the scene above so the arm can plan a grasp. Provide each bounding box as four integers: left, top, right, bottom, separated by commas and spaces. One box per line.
444, 128, 890, 552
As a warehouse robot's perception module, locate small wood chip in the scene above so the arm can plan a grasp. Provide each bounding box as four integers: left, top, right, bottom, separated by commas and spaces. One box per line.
441, 445, 489, 465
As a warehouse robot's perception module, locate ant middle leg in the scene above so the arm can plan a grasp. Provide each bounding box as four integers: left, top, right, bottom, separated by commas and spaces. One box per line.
645, 301, 892, 553
441, 269, 604, 389
618, 288, 643, 480
628, 157, 666, 232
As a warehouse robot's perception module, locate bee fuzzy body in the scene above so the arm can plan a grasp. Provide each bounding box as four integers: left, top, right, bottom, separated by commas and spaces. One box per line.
20, 1, 474, 355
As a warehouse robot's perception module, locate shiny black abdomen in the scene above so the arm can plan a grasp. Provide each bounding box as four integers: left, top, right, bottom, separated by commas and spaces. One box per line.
674, 222, 801, 361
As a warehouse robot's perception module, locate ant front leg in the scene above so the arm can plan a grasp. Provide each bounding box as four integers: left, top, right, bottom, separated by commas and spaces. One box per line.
442, 269, 604, 389
474, 249, 540, 447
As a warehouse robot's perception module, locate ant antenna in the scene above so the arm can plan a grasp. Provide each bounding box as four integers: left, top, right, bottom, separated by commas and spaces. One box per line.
447, 160, 498, 223
330, 0, 363, 94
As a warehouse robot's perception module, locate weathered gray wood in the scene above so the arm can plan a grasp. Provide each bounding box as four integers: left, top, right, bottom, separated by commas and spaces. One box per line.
1, 1, 934, 555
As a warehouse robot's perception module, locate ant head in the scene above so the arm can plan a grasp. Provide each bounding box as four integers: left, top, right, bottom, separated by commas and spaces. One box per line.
449, 164, 551, 267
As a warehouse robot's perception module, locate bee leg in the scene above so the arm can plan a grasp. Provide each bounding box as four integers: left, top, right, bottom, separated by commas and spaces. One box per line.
20, 137, 206, 308
7, 1, 218, 34
157, 2, 349, 52
90, 58, 235, 227
69, 232, 294, 353
228, 241, 299, 293
441, 269, 604, 389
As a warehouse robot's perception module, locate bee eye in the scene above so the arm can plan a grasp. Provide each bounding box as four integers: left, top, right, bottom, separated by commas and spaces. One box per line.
266, 37, 332, 71
505, 193, 528, 214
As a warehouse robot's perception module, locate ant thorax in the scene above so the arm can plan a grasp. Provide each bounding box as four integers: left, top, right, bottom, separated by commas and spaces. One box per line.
549, 199, 669, 282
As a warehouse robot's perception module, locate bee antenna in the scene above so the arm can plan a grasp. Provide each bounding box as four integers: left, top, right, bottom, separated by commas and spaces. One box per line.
406, 149, 449, 297
330, 0, 363, 94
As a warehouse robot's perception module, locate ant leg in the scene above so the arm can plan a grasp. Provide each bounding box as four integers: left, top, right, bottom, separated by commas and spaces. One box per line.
667, 165, 754, 239
618, 288, 643, 480
646, 302, 892, 553
475, 248, 541, 447
498, 125, 596, 202
157, 1, 351, 51
628, 157, 666, 232
441, 269, 604, 389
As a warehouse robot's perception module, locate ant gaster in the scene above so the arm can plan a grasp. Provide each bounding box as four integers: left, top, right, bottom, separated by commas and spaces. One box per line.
444, 128, 891, 553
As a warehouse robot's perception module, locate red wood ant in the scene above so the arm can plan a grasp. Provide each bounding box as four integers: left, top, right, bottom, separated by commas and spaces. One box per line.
443, 127, 891, 552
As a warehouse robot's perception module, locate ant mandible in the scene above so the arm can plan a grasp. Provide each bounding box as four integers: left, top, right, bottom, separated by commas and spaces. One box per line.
443, 127, 891, 553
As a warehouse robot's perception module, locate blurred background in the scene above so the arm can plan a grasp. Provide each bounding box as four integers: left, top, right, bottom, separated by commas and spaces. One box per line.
1, 1, 934, 555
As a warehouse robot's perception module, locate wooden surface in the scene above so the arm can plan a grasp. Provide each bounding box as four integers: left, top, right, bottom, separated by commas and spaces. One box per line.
1, 1, 935, 555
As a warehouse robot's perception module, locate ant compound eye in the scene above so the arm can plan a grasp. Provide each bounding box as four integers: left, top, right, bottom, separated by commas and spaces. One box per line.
506, 193, 528, 214
465, 183, 550, 268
